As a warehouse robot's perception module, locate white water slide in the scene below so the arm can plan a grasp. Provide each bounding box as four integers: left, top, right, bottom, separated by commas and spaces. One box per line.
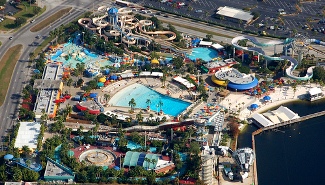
232, 36, 325, 81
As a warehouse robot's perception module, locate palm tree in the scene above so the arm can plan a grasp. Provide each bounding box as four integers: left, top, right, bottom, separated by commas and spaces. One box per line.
66, 104, 72, 117
29, 52, 35, 61
224, 79, 230, 90
146, 99, 151, 111
21, 145, 30, 157
144, 158, 151, 170
158, 100, 163, 113
136, 111, 143, 123
128, 98, 136, 112
104, 94, 110, 105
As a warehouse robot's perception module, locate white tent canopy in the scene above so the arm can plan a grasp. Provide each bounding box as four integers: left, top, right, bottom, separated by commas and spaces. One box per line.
120, 73, 134, 78
173, 76, 195, 88
199, 41, 213, 46
139, 71, 163, 77
308, 87, 322, 96
211, 43, 224, 50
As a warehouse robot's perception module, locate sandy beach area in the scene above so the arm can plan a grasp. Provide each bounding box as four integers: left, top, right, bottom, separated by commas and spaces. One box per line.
220, 83, 320, 120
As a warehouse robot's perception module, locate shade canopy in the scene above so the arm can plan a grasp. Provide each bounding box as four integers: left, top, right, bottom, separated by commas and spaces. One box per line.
4, 154, 14, 160
250, 104, 258, 109
151, 58, 159, 64
110, 75, 118, 80
97, 82, 104, 87
99, 77, 106, 82
263, 96, 271, 101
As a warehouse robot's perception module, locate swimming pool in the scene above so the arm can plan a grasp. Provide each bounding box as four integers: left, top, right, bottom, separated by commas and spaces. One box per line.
49, 43, 114, 68
187, 47, 218, 62
109, 83, 191, 116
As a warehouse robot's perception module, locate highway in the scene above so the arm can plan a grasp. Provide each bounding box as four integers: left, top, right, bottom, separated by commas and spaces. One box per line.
0, 0, 99, 144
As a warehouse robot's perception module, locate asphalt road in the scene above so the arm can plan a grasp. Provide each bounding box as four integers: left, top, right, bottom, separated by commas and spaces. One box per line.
0, 0, 100, 143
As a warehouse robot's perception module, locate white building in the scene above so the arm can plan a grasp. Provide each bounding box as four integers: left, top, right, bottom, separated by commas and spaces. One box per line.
252, 106, 300, 127
307, 87, 324, 101
15, 122, 41, 151
200, 154, 216, 185
216, 6, 254, 24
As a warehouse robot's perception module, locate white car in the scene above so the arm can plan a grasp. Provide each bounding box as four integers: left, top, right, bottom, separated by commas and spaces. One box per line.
195, 10, 203, 13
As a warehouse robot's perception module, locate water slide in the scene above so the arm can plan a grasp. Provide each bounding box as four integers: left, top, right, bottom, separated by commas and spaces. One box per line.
77, 6, 190, 53
232, 35, 316, 80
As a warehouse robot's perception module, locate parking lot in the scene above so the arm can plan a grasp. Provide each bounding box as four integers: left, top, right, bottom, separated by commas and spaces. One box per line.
132, 0, 325, 40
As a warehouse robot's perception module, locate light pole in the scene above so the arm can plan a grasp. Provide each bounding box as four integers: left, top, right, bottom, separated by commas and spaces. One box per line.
82, 32, 85, 44
197, 70, 201, 86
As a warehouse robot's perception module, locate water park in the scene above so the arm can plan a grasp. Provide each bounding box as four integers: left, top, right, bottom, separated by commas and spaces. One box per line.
232, 34, 325, 81
12, 0, 325, 183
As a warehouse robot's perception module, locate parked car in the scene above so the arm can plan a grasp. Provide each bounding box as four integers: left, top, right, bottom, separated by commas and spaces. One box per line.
30, 19, 35, 23
195, 10, 203, 13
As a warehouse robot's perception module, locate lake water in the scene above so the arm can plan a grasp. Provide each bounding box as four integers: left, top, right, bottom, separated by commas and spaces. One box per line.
237, 99, 325, 185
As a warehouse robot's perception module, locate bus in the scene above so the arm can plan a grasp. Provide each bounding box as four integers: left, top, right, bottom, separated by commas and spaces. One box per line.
116, 0, 130, 7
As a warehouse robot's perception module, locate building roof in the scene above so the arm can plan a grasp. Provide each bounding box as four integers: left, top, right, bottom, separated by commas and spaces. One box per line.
216, 6, 253, 22
199, 41, 212, 46
14, 122, 41, 149
308, 87, 322, 96
123, 151, 160, 169
277, 106, 300, 119
211, 43, 224, 50
252, 113, 274, 127
33, 79, 62, 90
173, 76, 195, 88
34, 89, 59, 117
5, 182, 23, 185
44, 157, 74, 180
42, 64, 63, 80
253, 106, 299, 127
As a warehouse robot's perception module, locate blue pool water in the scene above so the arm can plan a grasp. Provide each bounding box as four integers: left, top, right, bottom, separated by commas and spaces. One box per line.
188, 47, 218, 62
109, 84, 191, 116
49, 43, 114, 68
127, 140, 157, 153
115, 138, 157, 153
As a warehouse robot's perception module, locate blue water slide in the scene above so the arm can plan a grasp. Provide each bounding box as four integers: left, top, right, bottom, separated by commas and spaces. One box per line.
83, 48, 98, 58
232, 36, 313, 81
51, 50, 63, 60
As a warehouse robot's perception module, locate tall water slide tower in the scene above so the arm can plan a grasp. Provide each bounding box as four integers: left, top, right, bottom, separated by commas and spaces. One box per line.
107, 7, 119, 27
291, 33, 310, 63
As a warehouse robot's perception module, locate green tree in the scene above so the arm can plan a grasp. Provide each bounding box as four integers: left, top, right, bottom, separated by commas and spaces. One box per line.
128, 98, 136, 112
146, 99, 151, 110
13, 167, 23, 181
33, 6, 42, 15
205, 34, 213, 41
14, 17, 27, 27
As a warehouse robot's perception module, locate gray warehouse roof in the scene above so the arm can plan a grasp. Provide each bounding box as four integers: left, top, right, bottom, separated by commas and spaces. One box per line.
216, 6, 253, 22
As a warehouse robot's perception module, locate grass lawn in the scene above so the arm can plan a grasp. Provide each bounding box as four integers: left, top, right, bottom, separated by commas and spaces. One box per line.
0, 2, 46, 31
30, 7, 72, 32
0, 44, 23, 106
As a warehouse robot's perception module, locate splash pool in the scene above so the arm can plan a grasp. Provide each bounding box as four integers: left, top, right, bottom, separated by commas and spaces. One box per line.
49, 43, 114, 68
188, 47, 218, 62
109, 83, 191, 116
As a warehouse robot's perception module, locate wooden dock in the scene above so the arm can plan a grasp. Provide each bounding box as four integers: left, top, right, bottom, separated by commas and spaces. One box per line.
251, 110, 325, 185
